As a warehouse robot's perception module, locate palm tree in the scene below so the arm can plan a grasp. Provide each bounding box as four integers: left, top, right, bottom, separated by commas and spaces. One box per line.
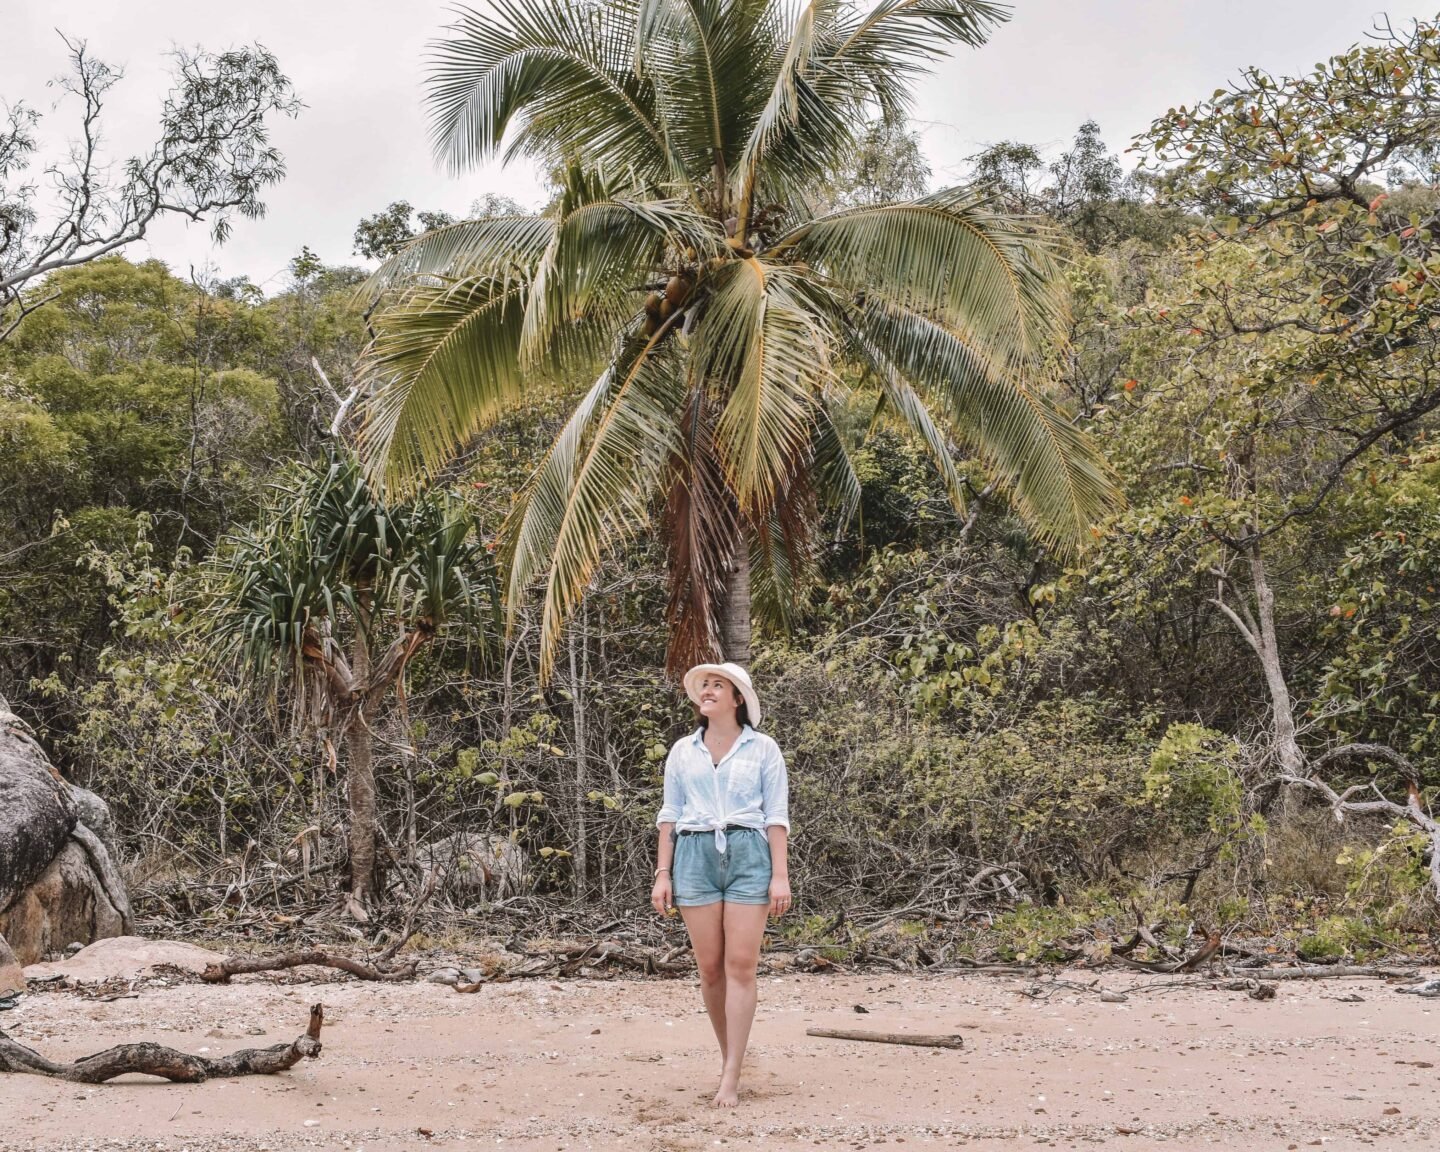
209, 454, 497, 916
358, 0, 1121, 680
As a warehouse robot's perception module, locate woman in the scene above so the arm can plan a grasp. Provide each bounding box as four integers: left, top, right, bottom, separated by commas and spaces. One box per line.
651, 662, 791, 1108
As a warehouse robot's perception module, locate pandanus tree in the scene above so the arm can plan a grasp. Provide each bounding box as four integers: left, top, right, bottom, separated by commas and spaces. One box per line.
358, 0, 1122, 680
209, 454, 497, 916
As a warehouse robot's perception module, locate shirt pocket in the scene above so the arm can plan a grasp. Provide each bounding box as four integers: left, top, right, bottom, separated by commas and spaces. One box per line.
726, 754, 763, 799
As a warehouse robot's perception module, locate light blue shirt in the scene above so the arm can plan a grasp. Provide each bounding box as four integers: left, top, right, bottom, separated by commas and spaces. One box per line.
656, 725, 791, 852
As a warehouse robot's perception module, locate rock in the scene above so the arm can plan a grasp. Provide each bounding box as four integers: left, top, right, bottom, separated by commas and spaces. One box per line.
427, 967, 462, 985
0, 702, 75, 916
68, 784, 121, 860
0, 932, 23, 995
2, 840, 126, 964
23, 935, 226, 983
0, 691, 132, 965
1100, 990, 1129, 1003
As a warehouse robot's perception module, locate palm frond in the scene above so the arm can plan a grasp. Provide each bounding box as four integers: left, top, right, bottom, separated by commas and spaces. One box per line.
855, 299, 1122, 551
845, 331, 970, 516
361, 215, 554, 300
428, 0, 678, 180
732, 0, 851, 221
357, 274, 529, 490
633, 0, 777, 187
829, 0, 1009, 117
774, 186, 1068, 381
521, 167, 723, 367
810, 396, 863, 525
692, 259, 832, 512
748, 477, 815, 633
499, 324, 688, 678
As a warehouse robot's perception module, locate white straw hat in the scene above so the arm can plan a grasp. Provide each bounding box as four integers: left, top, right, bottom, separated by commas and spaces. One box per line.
683, 662, 762, 728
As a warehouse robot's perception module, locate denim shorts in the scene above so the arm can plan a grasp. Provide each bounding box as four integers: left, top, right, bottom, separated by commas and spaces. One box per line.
672, 827, 772, 906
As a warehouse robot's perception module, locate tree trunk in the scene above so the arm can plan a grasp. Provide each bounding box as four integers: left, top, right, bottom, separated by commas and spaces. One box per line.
718, 541, 752, 665
345, 599, 378, 918
344, 717, 377, 917
1247, 544, 1305, 777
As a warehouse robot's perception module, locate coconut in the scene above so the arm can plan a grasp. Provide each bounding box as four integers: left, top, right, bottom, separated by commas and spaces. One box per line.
665, 274, 691, 308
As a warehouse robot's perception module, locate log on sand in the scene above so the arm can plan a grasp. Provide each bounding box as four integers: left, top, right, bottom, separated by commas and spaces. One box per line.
1, 1004, 324, 1083
806, 1027, 964, 1050
202, 950, 417, 984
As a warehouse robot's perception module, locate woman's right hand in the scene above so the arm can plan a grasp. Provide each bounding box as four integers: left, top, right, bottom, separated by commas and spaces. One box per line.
651, 873, 674, 916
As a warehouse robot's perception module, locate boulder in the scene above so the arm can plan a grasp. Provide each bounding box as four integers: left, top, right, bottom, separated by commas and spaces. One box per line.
23, 936, 226, 983
0, 691, 132, 967
0, 933, 22, 995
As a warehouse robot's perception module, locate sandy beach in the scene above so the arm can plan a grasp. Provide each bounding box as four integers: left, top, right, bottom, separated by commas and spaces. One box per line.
2, 962, 1437, 1151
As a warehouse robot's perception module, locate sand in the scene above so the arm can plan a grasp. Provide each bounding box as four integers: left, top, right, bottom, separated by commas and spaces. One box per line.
1, 965, 1436, 1151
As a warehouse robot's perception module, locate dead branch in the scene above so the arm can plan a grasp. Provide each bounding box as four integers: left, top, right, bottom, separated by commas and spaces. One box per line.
1113, 929, 1222, 974
1239, 965, 1411, 981
450, 941, 691, 991
0, 1004, 323, 1083
201, 950, 416, 984
806, 1027, 964, 1050
1276, 765, 1440, 900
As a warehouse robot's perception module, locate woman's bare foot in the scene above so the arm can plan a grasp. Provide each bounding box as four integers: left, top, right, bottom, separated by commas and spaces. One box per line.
711, 1075, 740, 1108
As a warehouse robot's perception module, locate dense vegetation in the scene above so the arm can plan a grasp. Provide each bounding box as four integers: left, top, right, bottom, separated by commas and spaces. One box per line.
2, 6, 1438, 960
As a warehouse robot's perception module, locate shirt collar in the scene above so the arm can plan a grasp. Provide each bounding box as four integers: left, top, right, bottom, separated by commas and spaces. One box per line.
690, 724, 756, 751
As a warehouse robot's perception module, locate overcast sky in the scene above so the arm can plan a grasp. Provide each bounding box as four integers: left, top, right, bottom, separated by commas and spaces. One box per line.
3, 1, 1433, 291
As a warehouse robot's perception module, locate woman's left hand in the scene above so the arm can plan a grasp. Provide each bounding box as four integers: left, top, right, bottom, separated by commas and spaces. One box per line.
768, 876, 792, 919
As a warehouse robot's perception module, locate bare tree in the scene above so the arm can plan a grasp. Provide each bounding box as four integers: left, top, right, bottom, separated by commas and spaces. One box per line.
0, 35, 300, 340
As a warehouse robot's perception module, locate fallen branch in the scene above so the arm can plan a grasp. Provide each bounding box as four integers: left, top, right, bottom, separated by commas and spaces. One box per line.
201, 950, 417, 984
1241, 965, 1410, 981
0, 1004, 324, 1083
1113, 930, 1222, 974
806, 1027, 964, 1050
451, 942, 690, 991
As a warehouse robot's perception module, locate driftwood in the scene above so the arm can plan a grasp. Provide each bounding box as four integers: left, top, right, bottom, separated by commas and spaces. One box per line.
1243, 965, 1410, 981
202, 950, 417, 984
452, 940, 691, 992
806, 1027, 964, 1050
1113, 930, 1222, 974
0, 1004, 324, 1083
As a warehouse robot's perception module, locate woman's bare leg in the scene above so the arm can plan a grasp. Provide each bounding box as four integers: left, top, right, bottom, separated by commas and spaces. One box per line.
679, 902, 727, 1066
715, 901, 769, 1107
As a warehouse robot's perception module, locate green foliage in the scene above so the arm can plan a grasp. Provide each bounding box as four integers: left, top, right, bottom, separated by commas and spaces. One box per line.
208, 451, 497, 679
1144, 724, 1244, 839
1317, 444, 1440, 763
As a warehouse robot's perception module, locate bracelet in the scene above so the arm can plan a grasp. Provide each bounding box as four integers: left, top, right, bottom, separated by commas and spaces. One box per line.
654, 867, 671, 877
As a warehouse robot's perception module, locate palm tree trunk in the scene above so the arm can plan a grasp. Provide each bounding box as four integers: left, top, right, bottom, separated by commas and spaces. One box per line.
567, 608, 589, 899
719, 541, 752, 664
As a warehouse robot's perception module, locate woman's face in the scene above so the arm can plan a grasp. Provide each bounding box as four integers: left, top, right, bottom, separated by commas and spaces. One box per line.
695, 673, 740, 722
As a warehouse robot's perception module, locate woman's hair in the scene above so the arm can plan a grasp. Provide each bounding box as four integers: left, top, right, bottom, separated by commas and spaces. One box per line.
696, 682, 751, 730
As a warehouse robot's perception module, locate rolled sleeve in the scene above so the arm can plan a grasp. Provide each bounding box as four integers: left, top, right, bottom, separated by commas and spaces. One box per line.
655, 745, 683, 827
760, 742, 790, 832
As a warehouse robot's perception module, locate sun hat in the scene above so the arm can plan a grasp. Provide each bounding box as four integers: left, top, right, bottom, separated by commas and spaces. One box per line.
683, 662, 762, 728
